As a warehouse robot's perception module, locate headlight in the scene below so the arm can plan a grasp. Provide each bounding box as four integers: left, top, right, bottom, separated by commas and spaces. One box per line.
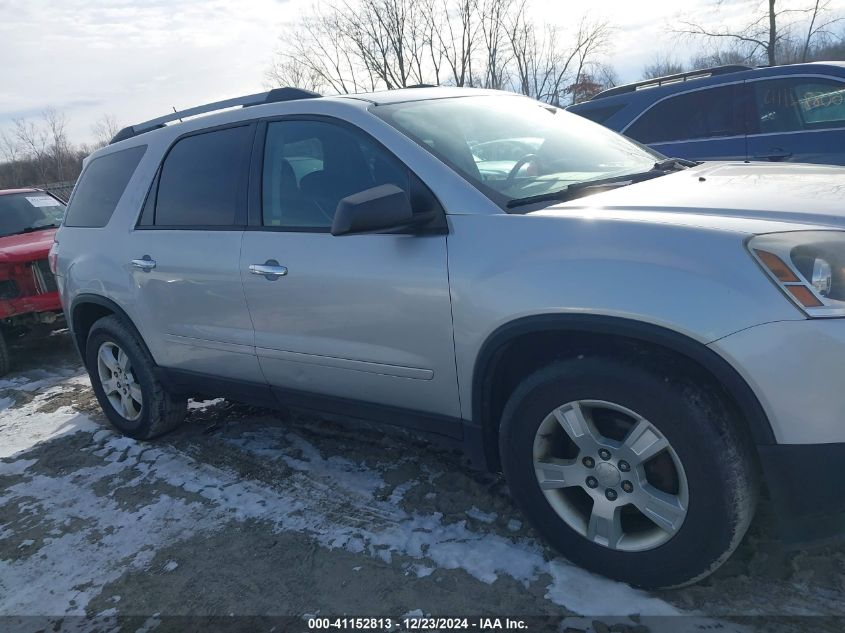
748, 231, 845, 318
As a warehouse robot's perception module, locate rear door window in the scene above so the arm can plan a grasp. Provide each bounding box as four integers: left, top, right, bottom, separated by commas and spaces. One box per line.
750, 77, 845, 133
64, 145, 146, 227
626, 85, 743, 143
153, 125, 253, 227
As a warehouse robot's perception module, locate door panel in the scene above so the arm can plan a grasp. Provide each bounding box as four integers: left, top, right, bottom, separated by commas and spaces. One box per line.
240, 231, 460, 417
128, 230, 263, 382
747, 130, 845, 166
242, 117, 460, 419
127, 122, 263, 382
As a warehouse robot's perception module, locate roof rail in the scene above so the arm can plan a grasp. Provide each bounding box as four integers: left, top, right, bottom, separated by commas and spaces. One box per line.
591, 65, 753, 101
109, 87, 321, 144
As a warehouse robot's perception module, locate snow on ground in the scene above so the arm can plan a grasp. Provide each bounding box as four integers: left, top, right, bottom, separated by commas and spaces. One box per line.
0, 392, 97, 460
0, 335, 843, 632
0, 379, 673, 619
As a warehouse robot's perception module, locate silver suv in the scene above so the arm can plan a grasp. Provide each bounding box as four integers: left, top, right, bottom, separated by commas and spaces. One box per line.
53, 86, 845, 589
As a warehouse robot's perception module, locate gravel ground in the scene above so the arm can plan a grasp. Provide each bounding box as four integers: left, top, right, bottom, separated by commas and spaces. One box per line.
0, 333, 843, 633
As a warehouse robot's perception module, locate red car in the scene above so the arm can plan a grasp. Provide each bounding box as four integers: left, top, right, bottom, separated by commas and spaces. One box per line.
0, 188, 66, 375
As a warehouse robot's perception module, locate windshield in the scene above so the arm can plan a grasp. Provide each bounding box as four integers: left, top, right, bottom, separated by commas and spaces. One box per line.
0, 192, 65, 238
373, 95, 661, 209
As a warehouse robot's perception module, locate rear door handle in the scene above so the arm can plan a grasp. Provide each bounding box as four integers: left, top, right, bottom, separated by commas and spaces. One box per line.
754, 148, 792, 161
249, 260, 288, 280
131, 256, 156, 271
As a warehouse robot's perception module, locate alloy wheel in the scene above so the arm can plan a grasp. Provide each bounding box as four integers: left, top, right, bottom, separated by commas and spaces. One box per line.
533, 399, 689, 552
96, 341, 143, 421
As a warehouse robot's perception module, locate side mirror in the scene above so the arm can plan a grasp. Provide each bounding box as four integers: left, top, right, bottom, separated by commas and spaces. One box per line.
331, 184, 415, 236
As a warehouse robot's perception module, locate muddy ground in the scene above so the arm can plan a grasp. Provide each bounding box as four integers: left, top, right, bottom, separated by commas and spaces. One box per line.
0, 333, 843, 633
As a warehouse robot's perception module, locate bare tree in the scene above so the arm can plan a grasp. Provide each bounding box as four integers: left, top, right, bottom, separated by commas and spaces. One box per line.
0, 131, 24, 187
407, 0, 439, 85
800, 0, 843, 60
13, 118, 49, 183
268, 12, 373, 94
265, 56, 324, 93
91, 114, 122, 149
479, 0, 513, 89
677, 0, 843, 66
677, 0, 779, 65
0, 132, 20, 166
1, 110, 89, 188
689, 46, 757, 68
42, 107, 71, 182
341, 0, 432, 89
508, 20, 536, 99
431, 0, 479, 87
568, 16, 613, 104
642, 55, 687, 79
594, 63, 619, 91
266, 0, 615, 104
419, 0, 446, 84
506, 6, 612, 105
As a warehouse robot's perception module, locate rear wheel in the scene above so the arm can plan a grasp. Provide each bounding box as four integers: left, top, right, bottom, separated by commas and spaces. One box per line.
499, 356, 758, 589
86, 315, 186, 439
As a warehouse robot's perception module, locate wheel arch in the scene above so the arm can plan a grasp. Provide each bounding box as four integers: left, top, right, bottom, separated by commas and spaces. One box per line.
69, 294, 146, 362
471, 314, 775, 472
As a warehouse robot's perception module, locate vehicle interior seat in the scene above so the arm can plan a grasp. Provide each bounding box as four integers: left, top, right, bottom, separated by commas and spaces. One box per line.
299, 129, 374, 221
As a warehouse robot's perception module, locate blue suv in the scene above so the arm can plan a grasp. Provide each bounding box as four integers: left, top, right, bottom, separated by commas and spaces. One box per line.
568, 62, 845, 165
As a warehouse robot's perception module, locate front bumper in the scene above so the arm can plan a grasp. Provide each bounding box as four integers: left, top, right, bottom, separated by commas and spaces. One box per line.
711, 318, 845, 542
710, 318, 845, 445
0, 291, 63, 320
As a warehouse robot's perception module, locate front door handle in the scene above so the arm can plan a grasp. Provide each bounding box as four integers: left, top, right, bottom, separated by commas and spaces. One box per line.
131, 256, 156, 271
754, 148, 792, 161
249, 259, 288, 280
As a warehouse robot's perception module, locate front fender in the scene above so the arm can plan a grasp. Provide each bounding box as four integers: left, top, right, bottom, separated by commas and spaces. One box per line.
447, 213, 802, 424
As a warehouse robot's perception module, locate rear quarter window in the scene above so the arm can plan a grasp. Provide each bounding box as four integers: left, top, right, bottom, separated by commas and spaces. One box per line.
64, 145, 147, 228
573, 103, 625, 124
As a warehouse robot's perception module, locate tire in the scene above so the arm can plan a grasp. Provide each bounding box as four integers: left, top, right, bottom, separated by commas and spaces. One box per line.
0, 328, 10, 377
499, 355, 759, 589
85, 315, 187, 440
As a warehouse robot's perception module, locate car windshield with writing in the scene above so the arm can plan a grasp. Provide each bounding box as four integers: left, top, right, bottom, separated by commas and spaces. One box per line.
0, 193, 65, 238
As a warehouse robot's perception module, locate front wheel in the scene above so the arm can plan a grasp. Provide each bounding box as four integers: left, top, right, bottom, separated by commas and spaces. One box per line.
499, 356, 759, 589
86, 315, 186, 440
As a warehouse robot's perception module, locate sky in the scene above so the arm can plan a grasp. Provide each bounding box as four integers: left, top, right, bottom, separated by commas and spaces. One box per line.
0, 0, 843, 145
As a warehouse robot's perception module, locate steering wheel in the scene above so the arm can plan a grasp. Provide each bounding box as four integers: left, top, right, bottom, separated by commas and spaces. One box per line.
505, 154, 541, 186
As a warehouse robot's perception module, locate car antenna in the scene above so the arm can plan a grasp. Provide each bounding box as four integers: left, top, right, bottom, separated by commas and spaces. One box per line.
172, 106, 183, 123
